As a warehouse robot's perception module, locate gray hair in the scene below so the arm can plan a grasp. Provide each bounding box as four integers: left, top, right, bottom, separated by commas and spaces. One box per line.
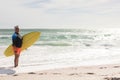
14, 25, 19, 29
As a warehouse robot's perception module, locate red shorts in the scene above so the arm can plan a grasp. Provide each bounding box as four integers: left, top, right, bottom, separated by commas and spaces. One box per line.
13, 46, 21, 54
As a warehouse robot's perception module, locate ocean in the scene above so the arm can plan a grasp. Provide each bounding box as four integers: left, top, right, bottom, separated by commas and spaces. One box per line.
0, 28, 120, 74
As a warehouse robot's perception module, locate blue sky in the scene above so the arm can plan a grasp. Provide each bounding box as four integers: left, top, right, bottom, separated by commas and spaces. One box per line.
0, 0, 120, 29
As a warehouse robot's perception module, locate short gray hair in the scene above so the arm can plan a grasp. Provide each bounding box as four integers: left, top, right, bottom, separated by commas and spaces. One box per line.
14, 25, 19, 29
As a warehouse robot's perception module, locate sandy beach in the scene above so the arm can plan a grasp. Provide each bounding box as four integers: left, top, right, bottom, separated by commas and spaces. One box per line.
1, 29, 120, 80
0, 64, 120, 80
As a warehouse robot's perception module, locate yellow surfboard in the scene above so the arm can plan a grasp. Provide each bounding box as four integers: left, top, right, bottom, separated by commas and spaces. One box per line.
4, 32, 40, 57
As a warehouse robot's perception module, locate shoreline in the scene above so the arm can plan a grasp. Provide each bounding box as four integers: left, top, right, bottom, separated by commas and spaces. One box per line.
0, 63, 120, 80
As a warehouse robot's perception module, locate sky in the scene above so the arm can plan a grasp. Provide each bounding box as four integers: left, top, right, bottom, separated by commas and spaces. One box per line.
0, 0, 120, 29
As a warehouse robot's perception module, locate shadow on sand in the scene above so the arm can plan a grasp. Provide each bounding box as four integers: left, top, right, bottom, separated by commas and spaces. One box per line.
0, 67, 16, 75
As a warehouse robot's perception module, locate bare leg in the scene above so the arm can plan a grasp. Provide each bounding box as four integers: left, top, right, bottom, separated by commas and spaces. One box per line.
14, 52, 20, 67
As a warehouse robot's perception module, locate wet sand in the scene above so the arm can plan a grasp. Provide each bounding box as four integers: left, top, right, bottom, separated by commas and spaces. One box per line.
0, 64, 120, 80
